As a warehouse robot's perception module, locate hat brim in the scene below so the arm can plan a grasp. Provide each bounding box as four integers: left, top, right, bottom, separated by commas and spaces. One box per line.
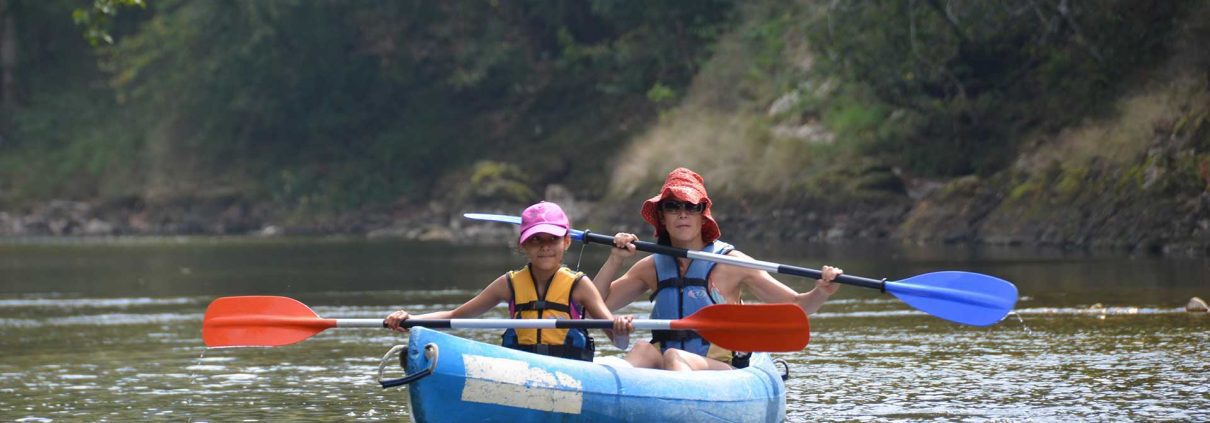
519, 224, 569, 245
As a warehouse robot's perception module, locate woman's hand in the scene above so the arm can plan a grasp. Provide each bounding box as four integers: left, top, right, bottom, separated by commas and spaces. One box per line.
384, 310, 411, 333
816, 265, 843, 296
609, 232, 638, 259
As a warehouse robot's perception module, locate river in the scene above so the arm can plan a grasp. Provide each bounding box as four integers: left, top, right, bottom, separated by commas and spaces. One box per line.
1, 237, 1207, 421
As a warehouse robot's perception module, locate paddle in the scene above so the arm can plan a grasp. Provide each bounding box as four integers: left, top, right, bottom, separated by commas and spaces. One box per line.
464, 213, 1019, 326
202, 295, 809, 352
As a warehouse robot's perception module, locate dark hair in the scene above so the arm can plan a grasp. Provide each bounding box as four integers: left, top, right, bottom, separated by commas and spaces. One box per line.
657, 231, 671, 246
654, 214, 671, 246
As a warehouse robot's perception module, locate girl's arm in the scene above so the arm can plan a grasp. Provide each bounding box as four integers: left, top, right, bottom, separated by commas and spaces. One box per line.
574, 275, 635, 343
574, 275, 614, 320
430, 274, 512, 318
385, 274, 511, 331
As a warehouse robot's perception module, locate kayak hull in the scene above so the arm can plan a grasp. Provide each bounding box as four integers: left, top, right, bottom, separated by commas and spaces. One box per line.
402, 327, 786, 423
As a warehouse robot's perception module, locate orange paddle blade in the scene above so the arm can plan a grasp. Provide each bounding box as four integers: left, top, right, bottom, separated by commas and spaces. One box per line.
673, 303, 810, 352
202, 296, 336, 348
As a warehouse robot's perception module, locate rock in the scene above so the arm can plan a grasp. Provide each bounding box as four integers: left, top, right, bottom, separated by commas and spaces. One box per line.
256, 225, 282, 237
768, 91, 800, 116
48, 218, 71, 235
0, 212, 20, 235
1187, 297, 1208, 312
544, 184, 581, 221
82, 219, 115, 236
366, 225, 408, 239
417, 225, 453, 242
825, 227, 846, 241
769, 122, 835, 144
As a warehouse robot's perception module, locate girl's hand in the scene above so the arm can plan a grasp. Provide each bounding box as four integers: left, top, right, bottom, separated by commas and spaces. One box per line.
384, 310, 411, 333
610, 233, 638, 259
607, 314, 634, 350
612, 314, 635, 335
816, 265, 843, 296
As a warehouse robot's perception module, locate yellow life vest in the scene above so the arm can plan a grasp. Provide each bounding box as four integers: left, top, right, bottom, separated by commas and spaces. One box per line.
507, 265, 584, 346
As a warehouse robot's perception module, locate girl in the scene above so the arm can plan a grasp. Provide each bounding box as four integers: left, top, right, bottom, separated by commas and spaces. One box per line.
386, 201, 633, 361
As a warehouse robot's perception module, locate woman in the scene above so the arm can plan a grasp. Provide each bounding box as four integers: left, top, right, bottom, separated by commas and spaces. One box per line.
386, 201, 633, 361
594, 167, 841, 371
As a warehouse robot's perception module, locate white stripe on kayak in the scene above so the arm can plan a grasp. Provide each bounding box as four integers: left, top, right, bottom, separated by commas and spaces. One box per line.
461, 354, 583, 415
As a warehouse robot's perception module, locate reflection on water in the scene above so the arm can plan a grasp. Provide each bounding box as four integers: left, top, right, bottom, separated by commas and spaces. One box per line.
0, 238, 1207, 421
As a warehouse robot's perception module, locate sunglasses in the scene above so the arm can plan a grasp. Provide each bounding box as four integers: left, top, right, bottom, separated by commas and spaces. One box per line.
659, 200, 705, 214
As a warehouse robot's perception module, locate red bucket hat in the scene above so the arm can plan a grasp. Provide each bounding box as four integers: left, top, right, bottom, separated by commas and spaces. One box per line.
640, 167, 721, 243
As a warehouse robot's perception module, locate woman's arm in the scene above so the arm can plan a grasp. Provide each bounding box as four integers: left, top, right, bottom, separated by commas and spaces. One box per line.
601, 257, 657, 311
593, 232, 639, 302
726, 250, 841, 315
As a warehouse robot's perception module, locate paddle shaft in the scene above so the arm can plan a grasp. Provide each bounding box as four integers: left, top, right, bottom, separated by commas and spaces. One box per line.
582, 232, 1011, 309
460, 212, 1018, 326
332, 318, 672, 330
576, 231, 887, 291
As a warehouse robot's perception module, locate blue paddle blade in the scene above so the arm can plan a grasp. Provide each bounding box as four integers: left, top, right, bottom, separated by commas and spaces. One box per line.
462, 213, 586, 240
886, 271, 1019, 326
463, 213, 520, 225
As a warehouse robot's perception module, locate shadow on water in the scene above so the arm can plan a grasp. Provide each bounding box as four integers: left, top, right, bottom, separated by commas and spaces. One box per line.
0, 238, 1207, 421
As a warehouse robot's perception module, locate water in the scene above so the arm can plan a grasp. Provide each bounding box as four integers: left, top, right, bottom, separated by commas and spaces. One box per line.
1, 238, 1207, 421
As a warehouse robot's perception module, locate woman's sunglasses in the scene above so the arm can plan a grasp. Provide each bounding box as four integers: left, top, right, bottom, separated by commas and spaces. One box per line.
659, 200, 705, 213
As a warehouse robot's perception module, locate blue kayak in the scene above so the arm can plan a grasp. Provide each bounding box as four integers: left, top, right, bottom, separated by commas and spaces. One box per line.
382, 327, 787, 422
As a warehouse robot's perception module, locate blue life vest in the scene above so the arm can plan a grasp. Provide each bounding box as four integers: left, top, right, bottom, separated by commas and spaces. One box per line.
649, 240, 733, 356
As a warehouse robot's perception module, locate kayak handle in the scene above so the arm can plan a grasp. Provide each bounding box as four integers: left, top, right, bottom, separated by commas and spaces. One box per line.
378, 343, 439, 389
775, 359, 790, 382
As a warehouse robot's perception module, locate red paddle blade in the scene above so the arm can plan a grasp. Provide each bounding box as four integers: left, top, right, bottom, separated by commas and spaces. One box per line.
673, 303, 810, 352
202, 296, 336, 348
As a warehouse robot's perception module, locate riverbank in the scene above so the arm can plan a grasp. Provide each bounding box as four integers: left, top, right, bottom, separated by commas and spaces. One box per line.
3, 182, 1207, 257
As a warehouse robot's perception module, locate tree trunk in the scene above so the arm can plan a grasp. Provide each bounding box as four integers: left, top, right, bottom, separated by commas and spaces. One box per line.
0, 0, 18, 109
0, 0, 17, 109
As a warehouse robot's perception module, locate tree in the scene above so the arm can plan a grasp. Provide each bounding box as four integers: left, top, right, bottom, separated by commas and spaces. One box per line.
807, 0, 1182, 176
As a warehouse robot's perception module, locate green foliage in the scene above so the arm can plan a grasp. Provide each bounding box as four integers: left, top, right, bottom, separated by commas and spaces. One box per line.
645, 82, 676, 105
739, 3, 807, 89
823, 96, 889, 139
1168, 152, 1210, 194
1007, 178, 1044, 204
463, 161, 536, 204
73, 0, 146, 46
552, 0, 735, 96
804, 0, 1187, 177
1, 0, 735, 210
0, 0, 150, 205
1054, 166, 1090, 199
12, 0, 1197, 221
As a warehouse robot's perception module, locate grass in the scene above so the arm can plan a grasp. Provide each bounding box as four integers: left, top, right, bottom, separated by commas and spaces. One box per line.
607, 1, 847, 203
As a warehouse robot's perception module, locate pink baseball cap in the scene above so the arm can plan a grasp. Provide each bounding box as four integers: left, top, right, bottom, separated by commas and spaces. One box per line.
518, 201, 570, 245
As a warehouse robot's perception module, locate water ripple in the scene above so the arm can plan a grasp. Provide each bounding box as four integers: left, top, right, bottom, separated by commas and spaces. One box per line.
0, 297, 199, 308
